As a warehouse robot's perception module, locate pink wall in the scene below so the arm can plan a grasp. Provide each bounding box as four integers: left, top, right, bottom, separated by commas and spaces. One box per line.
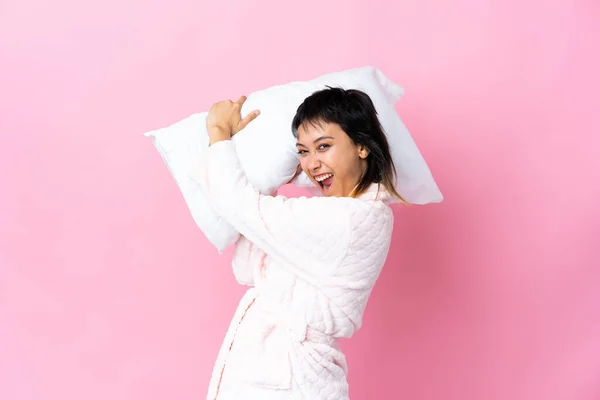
1, 0, 599, 399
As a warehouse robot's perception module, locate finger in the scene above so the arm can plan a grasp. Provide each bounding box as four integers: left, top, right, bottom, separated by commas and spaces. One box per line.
238, 109, 260, 129
235, 95, 248, 107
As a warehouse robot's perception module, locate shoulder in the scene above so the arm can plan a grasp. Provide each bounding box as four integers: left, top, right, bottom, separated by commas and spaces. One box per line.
346, 199, 394, 241
280, 196, 395, 247
276, 195, 393, 225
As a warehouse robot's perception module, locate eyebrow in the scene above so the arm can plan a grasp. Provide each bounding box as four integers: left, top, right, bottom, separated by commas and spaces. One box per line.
296, 136, 334, 147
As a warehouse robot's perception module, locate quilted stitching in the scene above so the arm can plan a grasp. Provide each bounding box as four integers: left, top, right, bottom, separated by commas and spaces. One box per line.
199, 141, 395, 400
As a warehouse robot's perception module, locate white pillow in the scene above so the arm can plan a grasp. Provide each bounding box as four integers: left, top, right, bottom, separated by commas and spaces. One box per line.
247, 67, 443, 204
144, 112, 240, 252
144, 66, 443, 252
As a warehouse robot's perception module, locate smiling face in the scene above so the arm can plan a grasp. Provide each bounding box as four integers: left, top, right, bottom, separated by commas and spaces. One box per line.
296, 121, 370, 197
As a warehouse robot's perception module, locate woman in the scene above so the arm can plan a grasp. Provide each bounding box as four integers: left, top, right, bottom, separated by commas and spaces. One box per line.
196, 87, 406, 399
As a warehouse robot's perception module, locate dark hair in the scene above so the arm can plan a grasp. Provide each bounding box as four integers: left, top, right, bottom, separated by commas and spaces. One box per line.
291, 86, 408, 204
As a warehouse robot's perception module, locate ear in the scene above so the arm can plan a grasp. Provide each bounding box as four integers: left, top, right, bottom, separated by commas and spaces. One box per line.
357, 144, 370, 159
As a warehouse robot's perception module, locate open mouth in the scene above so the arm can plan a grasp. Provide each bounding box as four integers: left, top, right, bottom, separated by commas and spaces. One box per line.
315, 173, 334, 192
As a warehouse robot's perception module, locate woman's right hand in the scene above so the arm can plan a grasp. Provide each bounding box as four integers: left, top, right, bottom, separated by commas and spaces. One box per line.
207, 96, 260, 144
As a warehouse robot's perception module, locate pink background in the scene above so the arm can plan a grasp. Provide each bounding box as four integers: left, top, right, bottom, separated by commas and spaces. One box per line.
1, 0, 599, 399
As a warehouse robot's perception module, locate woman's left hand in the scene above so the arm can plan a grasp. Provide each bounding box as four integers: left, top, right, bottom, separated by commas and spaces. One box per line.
207, 96, 260, 144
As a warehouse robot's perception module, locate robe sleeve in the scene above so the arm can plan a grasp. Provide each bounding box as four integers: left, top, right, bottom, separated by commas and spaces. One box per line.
190, 140, 351, 280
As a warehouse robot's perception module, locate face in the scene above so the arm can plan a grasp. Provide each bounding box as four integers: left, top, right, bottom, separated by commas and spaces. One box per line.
296, 121, 369, 197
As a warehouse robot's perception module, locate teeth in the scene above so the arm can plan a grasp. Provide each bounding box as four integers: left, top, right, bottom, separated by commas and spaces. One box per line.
315, 173, 332, 182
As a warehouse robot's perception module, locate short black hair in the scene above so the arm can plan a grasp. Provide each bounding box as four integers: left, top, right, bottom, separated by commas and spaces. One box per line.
291, 86, 406, 202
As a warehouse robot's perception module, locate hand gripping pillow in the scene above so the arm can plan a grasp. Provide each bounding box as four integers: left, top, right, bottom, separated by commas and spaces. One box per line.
144, 66, 443, 252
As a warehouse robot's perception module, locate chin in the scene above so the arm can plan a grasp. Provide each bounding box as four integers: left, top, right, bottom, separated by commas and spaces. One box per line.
320, 189, 342, 198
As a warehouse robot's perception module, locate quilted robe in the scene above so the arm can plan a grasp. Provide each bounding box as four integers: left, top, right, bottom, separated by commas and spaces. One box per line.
192, 140, 395, 399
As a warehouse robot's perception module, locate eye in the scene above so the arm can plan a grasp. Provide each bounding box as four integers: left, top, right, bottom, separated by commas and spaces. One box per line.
297, 149, 307, 155
318, 144, 330, 150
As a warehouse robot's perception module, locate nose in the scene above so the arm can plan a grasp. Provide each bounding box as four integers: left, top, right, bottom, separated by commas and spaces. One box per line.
306, 152, 321, 173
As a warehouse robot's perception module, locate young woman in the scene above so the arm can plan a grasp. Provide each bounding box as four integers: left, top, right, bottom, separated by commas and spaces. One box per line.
196, 87, 406, 399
